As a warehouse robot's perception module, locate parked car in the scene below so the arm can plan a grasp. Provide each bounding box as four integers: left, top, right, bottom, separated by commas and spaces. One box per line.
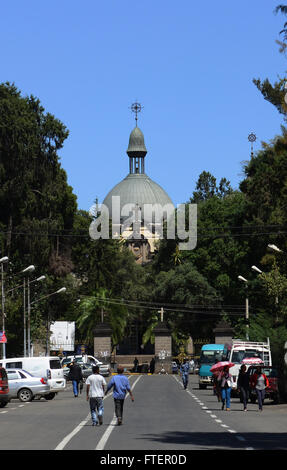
6, 369, 51, 402
248, 365, 280, 404
0, 367, 9, 408
0, 356, 66, 398
62, 355, 110, 378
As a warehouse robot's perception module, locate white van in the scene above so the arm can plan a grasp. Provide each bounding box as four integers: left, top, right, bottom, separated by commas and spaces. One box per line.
0, 357, 66, 399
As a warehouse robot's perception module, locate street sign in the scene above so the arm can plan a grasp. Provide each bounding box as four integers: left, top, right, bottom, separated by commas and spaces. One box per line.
0, 331, 7, 343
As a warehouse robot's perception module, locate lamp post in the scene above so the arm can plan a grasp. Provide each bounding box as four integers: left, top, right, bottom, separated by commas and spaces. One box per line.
6, 272, 45, 357
30, 287, 66, 356
238, 275, 249, 340
25, 274, 46, 357
0, 256, 9, 359
21, 265, 35, 357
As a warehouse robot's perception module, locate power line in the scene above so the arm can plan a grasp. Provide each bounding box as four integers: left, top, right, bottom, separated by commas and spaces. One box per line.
85, 296, 246, 316
1, 224, 287, 240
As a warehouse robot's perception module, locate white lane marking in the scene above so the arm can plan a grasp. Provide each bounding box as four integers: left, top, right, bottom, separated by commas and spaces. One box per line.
55, 382, 118, 450
55, 416, 91, 450
173, 375, 255, 450
95, 375, 142, 451
0, 411, 8, 414
174, 377, 254, 450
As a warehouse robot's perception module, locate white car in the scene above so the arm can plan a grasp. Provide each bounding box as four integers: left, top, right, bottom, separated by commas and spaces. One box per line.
0, 356, 66, 398
6, 369, 51, 402
61, 355, 110, 377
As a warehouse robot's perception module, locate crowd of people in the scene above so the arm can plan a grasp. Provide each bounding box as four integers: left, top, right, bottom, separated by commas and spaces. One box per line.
213, 365, 270, 412
67, 358, 271, 430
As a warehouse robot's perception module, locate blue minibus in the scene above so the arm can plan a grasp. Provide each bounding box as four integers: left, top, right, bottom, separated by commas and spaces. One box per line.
198, 344, 226, 389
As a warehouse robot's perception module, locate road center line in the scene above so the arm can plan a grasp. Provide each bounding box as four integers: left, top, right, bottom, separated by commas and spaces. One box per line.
95, 375, 142, 451
55, 377, 127, 450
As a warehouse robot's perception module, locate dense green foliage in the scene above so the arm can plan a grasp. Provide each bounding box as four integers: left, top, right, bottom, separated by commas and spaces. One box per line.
2, 3, 287, 368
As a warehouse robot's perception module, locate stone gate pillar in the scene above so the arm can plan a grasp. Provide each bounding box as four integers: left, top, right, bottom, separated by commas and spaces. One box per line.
93, 322, 112, 364
213, 319, 234, 345
154, 321, 172, 373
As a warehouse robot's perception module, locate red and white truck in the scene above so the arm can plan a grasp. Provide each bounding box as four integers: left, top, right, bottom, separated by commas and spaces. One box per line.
225, 338, 272, 395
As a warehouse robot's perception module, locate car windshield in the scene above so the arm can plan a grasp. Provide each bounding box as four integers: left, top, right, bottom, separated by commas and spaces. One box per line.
231, 350, 263, 364
200, 350, 224, 364
62, 357, 83, 366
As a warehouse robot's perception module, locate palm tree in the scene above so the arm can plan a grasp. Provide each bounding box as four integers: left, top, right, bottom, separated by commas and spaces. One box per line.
76, 287, 129, 350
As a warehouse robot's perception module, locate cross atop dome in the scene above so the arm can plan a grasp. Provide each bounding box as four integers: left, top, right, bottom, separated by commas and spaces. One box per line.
130, 101, 143, 127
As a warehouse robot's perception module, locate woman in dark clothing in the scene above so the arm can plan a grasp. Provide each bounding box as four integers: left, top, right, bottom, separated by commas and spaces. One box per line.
237, 364, 250, 411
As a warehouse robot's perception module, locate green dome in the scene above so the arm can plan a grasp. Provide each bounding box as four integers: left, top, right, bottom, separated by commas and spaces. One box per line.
103, 173, 173, 218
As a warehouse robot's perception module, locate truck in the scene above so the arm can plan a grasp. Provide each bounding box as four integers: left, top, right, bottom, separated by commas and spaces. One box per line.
224, 338, 272, 395
198, 344, 226, 389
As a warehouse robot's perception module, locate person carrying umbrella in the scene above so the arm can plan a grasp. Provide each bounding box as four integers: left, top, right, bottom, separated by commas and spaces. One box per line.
218, 365, 233, 411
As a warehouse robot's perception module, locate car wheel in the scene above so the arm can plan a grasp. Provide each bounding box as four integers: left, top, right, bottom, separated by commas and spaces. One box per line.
44, 393, 56, 400
18, 388, 33, 402
0, 401, 8, 408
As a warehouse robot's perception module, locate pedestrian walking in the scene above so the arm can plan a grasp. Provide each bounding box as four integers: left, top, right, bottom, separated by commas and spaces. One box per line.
218, 366, 232, 411
86, 365, 106, 426
133, 357, 139, 373
180, 358, 190, 390
149, 357, 155, 374
237, 364, 250, 411
105, 365, 134, 425
250, 366, 269, 411
67, 360, 83, 397
212, 372, 221, 402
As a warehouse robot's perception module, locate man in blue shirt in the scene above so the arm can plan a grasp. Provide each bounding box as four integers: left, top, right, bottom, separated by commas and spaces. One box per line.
180, 358, 190, 390
105, 365, 134, 425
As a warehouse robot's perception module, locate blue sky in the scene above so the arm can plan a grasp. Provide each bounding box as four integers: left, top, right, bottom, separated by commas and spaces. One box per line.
0, 1, 286, 210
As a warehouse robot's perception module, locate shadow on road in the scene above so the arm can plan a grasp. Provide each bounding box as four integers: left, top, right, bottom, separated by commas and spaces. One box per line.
136, 431, 287, 450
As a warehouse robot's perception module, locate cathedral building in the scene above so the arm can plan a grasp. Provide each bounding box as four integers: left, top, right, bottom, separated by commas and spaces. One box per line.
103, 106, 174, 264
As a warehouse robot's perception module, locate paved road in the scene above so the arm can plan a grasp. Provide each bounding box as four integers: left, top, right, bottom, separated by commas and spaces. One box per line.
0, 374, 286, 451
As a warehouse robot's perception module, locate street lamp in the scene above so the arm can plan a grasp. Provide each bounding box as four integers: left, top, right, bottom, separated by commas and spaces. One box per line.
30, 287, 66, 356
238, 275, 249, 340
0, 256, 9, 359
6, 271, 45, 357
251, 265, 263, 274
26, 274, 46, 357
21, 265, 35, 357
268, 244, 283, 253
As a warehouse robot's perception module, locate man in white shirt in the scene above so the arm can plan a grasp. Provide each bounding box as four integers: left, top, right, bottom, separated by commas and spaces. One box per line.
86, 365, 106, 426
